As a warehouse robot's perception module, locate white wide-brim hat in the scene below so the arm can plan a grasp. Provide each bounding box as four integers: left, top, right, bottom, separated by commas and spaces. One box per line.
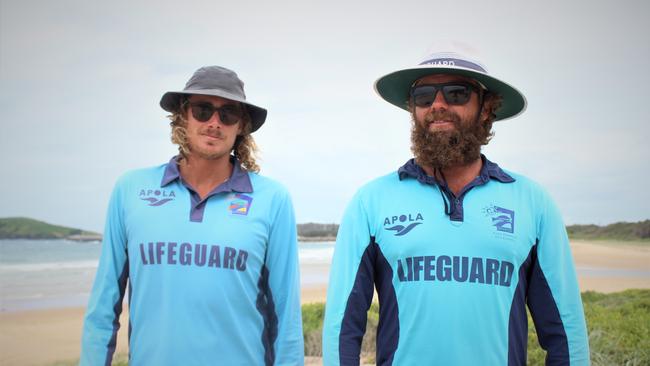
374, 45, 527, 122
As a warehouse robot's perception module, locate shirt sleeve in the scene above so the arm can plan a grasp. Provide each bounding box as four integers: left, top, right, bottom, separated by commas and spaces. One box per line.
80, 178, 129, 366
322, 192, 374, 366
264, 188, 305, 365
528, 191, 590, 365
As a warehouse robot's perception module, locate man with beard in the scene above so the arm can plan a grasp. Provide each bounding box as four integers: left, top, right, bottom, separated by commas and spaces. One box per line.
323, 46, 589, 365
80, 66, 304, 365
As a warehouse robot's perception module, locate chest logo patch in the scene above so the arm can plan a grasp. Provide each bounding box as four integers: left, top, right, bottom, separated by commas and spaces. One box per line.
229, 194, 253, 215
483, 205, 515, 234
384, 213, 424, 236
139, 189, 176, 206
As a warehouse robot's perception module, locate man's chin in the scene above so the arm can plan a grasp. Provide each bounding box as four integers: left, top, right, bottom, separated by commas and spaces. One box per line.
188, 146, 230, 161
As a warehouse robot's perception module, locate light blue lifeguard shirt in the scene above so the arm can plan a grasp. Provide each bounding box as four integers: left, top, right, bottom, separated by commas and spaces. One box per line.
323, 156, 589, 366
81, 156, 304, 366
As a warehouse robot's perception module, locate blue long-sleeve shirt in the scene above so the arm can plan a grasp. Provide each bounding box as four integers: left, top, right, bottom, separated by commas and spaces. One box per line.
323, 157, 589, 365
81, 157, 304, 365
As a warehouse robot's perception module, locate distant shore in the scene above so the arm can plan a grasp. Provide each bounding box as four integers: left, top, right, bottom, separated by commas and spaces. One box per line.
0, 217, 102, 242
2, 235, 327, 243
0, 239, 648, 366
299, 236, 336, 242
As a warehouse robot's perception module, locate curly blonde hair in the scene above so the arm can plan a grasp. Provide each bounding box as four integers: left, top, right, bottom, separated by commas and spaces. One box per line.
169, 98, 260, 172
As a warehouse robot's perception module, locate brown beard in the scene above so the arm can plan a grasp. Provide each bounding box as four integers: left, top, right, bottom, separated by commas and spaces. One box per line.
410, 110, 492, 169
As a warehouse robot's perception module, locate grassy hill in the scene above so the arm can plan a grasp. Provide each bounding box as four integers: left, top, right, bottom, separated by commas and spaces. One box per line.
0, 217, 100, 240
567, 220, 650, 241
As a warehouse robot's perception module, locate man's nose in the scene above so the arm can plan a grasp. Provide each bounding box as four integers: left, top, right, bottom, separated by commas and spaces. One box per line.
429, 90, 448, 110
205, 111, 224, 127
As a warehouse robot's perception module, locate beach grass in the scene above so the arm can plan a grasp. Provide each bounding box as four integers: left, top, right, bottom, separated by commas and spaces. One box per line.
527, 289, 650, 365
49, 290, 649, 365
303, 289, 650, 365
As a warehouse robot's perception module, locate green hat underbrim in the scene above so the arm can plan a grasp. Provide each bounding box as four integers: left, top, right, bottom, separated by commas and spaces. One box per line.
374, 66, 527, 122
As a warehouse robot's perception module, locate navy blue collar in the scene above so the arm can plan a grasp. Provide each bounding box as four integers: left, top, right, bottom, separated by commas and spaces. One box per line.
160, 155, 253, 193
398, 155, 515, 186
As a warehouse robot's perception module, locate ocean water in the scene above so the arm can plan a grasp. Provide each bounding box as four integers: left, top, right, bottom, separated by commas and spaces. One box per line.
0, 239, 334, 312
2, 240, 648, 312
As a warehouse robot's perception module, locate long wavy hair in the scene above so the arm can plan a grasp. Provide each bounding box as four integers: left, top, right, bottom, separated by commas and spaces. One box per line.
168, 97, 260, 172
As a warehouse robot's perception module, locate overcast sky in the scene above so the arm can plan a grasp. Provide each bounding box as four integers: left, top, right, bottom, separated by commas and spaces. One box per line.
1, 0, 648, 233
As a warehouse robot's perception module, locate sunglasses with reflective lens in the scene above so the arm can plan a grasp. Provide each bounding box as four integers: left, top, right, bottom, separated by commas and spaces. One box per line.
187, 102, 243, 125
410, 82, 479, 108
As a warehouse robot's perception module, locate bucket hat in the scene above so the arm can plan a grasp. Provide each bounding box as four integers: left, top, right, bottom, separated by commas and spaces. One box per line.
160, 66, 267, 132
374, 43, 526, 122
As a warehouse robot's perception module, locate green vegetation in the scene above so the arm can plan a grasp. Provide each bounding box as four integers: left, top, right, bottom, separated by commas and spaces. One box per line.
297, 220, 650, 242
0, 217, 100, 240
52, 290, 649, 365
5, 217, 648, 242
302, 290, 650, 365
567, 220, 650, 242
298, 223, 339, 239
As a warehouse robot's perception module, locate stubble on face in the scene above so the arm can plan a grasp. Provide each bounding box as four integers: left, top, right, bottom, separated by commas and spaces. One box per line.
187, 125, 230, 160
180, 104, 240, 162
410, 109, 492, 170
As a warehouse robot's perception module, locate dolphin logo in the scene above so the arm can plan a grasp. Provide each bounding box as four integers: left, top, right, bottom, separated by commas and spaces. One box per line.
141, 197, 173, 206
386, 222, 422, 236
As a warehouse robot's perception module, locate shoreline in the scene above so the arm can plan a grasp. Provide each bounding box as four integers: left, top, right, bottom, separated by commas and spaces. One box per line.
570, 239, 649, 293
0, 287, 330, 366
0, 240, 648, 365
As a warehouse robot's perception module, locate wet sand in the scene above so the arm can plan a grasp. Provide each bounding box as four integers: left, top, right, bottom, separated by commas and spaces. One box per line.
571, 240, 649, 293
0, 240, 647, 366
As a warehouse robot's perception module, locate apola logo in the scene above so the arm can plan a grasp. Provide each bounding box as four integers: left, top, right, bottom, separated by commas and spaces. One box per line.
384, 213, 424, 236
139, 189, 176, 206
483, 205, 515, 234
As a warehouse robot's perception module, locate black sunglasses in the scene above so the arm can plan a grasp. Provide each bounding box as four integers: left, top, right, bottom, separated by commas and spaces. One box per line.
186, 102, 244, 125
410, 82, 480, 108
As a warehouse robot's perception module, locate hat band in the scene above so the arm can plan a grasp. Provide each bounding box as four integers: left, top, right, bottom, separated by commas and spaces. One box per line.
418, 58, 486, 73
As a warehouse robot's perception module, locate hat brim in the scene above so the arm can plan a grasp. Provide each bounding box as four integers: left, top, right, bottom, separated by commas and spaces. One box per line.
160, 90, 267, 132
374, 65, 527, 122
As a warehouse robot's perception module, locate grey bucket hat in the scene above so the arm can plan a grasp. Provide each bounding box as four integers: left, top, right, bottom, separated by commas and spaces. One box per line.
160, 66, 267, 132
374, 47, 527, 122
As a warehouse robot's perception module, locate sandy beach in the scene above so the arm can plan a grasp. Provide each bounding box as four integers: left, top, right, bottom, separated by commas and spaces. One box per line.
0, 240, 647, 366
571, 240, 650, 293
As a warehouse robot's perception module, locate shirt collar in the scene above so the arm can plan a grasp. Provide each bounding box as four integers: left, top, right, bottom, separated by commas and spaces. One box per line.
160, 155, 253, 193
398, 154, 515, 185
